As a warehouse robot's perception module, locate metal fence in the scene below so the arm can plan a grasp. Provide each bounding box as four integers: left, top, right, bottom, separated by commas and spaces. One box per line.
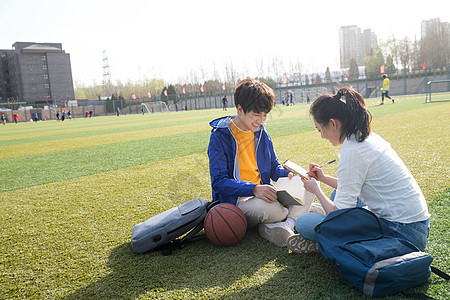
1, 66, 449, 123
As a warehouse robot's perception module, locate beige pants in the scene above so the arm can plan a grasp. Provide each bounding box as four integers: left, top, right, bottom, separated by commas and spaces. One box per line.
237, 195, 314, 229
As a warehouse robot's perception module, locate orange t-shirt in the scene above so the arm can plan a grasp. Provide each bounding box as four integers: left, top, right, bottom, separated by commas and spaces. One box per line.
230, 120, 261, 185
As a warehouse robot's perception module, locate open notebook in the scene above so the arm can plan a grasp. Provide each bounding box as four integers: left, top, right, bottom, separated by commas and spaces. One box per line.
275, 176, 306, 206
282, 160, 309, 180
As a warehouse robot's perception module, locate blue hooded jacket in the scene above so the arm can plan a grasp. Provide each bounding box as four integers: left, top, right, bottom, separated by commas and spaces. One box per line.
207, 116, 289, 204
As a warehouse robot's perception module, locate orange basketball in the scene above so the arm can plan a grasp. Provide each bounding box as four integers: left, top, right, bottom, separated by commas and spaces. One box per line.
204, 203, 247, 247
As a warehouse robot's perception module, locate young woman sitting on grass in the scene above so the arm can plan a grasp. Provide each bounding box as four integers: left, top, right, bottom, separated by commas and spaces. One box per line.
291, 87, 430, 252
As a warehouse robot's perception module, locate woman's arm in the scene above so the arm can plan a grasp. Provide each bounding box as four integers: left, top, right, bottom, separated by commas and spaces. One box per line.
302, 178, 337, 214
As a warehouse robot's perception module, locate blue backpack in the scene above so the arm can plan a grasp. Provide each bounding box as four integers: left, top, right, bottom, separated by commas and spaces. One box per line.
315, 207, 448, 298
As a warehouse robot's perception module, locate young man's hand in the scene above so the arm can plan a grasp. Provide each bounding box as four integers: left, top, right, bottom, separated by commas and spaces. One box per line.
253, 185, 277, 203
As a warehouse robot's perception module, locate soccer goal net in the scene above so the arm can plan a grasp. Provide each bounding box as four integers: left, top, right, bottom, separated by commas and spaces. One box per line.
425, 79, 450, 103
141, 101, 169, 113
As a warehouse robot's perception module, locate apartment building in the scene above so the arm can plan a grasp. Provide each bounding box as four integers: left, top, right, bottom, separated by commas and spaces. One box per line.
339, 25, 377, 69
0, 42, 74, 104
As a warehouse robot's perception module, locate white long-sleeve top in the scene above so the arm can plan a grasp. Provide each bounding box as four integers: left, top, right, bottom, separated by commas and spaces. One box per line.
334, 132, 430, 223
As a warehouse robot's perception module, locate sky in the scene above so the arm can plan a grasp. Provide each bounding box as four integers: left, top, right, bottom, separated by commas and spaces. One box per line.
0, 0, 448, 86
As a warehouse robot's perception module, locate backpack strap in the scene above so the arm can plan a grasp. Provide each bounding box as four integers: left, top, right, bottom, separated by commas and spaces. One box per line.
402, 266, 449, 300
401, 292, 436, 300
175, 201, 221, 246
155, 222, 206, 256
157, 201, 221, 255
430, 266, 450, 280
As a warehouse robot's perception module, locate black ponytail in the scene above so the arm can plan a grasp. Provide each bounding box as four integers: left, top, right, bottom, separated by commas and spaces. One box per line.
310, 87, 372, 142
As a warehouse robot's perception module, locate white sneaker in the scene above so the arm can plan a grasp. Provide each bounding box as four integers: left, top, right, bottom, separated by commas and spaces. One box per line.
287, 234, 320, 253
309, 203, 326, 215
258, 222, 294, 247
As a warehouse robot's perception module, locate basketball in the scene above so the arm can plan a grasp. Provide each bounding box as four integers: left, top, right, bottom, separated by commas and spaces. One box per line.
204, 203, 247, 247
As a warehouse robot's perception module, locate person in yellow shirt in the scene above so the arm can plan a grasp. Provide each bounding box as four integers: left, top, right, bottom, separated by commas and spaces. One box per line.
381, 74, 395, 104
208, 78, 318, 252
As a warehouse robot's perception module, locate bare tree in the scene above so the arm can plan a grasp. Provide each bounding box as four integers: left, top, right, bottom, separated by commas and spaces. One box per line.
270, 57, 284, 83
256, 58, 265, 78
225, 60, 238, 89
289, 59, 303, 85
398, 37, 411, 71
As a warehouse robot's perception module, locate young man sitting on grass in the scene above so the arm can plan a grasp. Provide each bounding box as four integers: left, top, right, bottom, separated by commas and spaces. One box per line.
207, 78, 318, 252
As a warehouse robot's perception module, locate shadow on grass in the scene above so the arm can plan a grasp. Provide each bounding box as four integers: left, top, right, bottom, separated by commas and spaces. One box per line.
61, 230, 291, 299
62, 189, 449, 299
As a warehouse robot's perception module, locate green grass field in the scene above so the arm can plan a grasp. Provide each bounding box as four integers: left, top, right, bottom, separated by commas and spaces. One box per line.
1, 94, 449, 299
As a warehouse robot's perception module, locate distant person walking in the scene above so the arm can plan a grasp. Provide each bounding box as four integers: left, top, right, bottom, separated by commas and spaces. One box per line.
89, 110, 93, 118
68, 110, 72, 120
1, 113, 6, 125
61, 110, 66, 121
222, 95, 228, 111
13, 113, 19, 124
381, 74, 395, 105
34, 112, 39, 122
116, 107, 120, 116
56, 111, 60, 121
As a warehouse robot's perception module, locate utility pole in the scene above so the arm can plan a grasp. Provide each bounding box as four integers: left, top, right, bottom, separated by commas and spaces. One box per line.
102, 50, 112, 97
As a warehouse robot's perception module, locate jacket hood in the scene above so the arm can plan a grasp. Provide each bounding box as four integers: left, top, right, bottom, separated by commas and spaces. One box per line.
209, 116, 234, 129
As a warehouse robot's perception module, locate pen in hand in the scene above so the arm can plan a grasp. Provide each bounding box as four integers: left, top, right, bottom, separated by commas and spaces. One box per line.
320, 159, 336, 168
308, 159, 336, 179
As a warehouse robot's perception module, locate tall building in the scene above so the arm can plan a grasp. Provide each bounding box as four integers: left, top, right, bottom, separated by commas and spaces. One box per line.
420, 18, 450, 66
339, 25, 377, 68
421, 18, 440, 38
362, 29, 378, 58
0, 50, 14, 102
0, 42, 74, 104
421, 17, 450, 43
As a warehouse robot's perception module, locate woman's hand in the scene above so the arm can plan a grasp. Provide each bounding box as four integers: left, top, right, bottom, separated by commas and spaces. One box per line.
302, 178, 337, 214
308, 163, 326, 181
301, 177, 321, 195
253, 184, 278, 203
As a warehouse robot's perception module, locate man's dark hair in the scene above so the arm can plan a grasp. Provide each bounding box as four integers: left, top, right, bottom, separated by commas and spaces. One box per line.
234, 78, 274, 113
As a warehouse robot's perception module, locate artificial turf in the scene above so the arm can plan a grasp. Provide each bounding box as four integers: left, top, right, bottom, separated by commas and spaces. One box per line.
0, 94, 448, 299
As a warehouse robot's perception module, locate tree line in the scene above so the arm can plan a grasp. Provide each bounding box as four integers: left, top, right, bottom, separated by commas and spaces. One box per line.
75, 21, 449, 102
